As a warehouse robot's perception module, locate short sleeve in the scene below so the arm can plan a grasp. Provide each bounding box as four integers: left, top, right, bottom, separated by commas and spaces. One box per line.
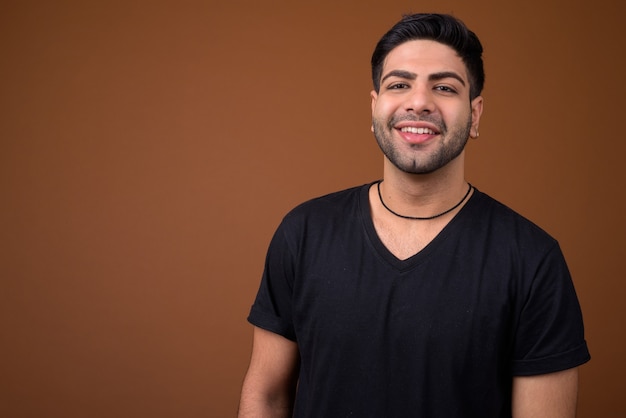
247, 221, 298, 341
512, 243, 590, 375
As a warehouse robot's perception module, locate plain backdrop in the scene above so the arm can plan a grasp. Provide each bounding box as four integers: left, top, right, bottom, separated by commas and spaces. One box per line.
1, 0, 624, 416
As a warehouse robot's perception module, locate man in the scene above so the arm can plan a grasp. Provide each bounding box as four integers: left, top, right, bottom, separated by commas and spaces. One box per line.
238, 13, 590, 417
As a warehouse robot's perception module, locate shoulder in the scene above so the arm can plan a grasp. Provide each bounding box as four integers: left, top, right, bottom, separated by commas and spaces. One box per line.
468, 188, 560, 252
267, 182, 372, 256
282, 182, 371, 225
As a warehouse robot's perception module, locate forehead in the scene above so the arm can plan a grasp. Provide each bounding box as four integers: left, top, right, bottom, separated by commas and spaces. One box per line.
382, 39, 468, 80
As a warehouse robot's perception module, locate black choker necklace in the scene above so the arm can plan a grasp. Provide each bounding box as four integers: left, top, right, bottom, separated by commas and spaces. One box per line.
376, 180, 473, 220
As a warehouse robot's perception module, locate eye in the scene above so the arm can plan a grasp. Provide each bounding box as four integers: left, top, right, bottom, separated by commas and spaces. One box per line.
434, 85, 458, 94
387, 82, 410, 90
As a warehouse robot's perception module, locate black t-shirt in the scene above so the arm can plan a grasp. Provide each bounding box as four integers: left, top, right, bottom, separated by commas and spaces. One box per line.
248, 183, 590, 417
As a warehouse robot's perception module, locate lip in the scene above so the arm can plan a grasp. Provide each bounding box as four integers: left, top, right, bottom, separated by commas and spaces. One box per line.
394, 121, 440, 144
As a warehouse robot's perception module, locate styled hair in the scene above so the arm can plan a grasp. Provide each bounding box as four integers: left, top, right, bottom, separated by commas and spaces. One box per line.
371, 13, 485, 99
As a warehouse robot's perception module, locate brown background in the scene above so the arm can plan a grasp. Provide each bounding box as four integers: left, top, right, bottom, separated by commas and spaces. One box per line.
1, 0, 624, 416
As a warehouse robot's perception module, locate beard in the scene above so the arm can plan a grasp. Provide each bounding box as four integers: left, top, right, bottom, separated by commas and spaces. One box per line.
372, 113, 472, 175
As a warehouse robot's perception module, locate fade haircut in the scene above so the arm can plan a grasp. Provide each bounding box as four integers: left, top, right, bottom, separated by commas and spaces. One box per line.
371, 13, 485, 100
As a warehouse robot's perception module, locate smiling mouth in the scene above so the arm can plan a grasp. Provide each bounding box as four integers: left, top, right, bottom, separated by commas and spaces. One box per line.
399, 126, 437, 135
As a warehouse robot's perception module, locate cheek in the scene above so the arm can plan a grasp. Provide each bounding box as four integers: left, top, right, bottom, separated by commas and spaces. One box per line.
372, 99, 396, 119
443, 105, 472, 125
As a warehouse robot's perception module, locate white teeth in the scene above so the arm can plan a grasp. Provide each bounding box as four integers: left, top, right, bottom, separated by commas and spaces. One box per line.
400, 127, 436, 135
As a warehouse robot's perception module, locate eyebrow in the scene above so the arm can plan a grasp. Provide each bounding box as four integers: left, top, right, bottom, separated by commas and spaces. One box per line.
381, 70, 416, 83
429, 71, 466, 87
381, 70, 466, 87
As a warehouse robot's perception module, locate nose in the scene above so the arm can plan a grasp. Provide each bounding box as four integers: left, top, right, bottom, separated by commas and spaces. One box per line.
405, 85, 435, 114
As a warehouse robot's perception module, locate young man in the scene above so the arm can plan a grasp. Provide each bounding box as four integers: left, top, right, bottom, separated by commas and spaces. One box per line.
238, 13, 590, 417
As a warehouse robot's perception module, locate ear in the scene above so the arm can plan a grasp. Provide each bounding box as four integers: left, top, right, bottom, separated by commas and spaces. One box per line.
470, 95, 484, 138
370, 90, 378, 132
370, 90, 378, 112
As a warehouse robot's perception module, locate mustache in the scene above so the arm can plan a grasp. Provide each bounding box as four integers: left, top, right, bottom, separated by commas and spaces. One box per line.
388, 114, 446, 132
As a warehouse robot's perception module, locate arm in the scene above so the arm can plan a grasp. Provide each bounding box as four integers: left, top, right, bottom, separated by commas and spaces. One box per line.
238, 326, 300, 418
512, 367, 579, 418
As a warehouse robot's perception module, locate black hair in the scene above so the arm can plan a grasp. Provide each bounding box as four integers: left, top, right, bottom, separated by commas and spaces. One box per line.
371, 13, 485, 99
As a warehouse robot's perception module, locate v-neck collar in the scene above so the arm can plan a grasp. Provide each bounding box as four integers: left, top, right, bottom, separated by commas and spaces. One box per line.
358, 181, 479, 272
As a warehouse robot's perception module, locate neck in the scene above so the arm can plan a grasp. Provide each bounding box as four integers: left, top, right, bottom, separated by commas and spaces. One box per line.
379, 160, 469, 219
377, 179, 472, 221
